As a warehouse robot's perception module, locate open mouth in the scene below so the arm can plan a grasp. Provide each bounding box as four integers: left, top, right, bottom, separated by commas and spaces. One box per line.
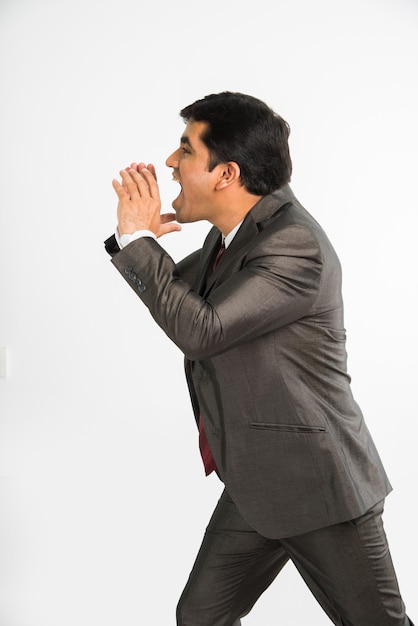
171, 172, 184, 207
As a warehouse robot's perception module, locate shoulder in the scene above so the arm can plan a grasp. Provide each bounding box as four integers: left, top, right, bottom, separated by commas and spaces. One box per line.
250, 187, 338, 264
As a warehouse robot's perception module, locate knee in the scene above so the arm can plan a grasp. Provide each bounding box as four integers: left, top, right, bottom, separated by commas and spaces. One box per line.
176, 596, 242, 626
176, 594, 201, 626
176, 593, 199, 626
177, 593, 231, 626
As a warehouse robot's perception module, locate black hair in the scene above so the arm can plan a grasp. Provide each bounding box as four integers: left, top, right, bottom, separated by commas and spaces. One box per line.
180, 92, 292, 195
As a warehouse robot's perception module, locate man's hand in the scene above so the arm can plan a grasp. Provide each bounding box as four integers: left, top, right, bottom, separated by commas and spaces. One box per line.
112, 162, 181, 238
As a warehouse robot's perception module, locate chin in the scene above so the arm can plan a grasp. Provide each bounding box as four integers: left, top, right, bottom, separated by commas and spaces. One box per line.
172, 201, 187, 224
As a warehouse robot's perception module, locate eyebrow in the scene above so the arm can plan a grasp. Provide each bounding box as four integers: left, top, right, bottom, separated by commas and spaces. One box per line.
180, 135, 192, 147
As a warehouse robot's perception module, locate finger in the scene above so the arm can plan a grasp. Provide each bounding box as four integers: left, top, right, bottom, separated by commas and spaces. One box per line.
119, 169, 142, 198
160, 212, 178, 224
112, 178, 129, 199
125, 162, 157, 181
137, 167, 161, 200
137, 162, 157, 182
147, 163, 158, 181
126, 168, 154, 197
158, 223, 182, 238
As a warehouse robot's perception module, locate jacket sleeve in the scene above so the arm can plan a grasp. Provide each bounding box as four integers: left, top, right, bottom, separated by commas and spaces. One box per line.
108, 225, 322, 360
173, 249, 202, 286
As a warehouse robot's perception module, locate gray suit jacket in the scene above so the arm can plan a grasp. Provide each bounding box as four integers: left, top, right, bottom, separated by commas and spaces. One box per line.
105, 185, 391, 538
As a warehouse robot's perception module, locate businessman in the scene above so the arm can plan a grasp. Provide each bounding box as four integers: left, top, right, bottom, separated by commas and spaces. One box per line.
105, 92, 413, 625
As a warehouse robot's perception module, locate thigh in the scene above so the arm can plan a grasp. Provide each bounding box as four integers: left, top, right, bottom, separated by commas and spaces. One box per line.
282, 500, 408, 626
176, 489, 289, 626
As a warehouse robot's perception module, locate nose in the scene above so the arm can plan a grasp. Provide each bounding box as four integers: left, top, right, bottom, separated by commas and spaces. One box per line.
165, 148, 180, 169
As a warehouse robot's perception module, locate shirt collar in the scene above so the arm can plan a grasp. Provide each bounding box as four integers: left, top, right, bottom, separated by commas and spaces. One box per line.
223, 221, 243, 248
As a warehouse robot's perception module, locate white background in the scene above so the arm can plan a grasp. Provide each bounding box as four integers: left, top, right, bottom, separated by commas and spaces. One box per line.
1, 0, 417, 624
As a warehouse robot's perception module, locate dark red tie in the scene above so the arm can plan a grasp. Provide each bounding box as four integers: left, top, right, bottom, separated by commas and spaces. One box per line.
212, 240, 226, 271
198, 239, 226, 475
199, 416, 217, 476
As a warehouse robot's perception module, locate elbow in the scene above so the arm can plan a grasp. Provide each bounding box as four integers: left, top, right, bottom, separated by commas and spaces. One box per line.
178, 333, 224, 362
181, 343, 213, 362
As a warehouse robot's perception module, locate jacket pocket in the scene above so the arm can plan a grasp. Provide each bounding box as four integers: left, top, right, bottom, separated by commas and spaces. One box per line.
249, 422, 326, 433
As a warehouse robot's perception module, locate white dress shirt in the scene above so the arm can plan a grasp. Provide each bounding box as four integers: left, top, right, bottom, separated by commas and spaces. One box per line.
116, 221, 243, 250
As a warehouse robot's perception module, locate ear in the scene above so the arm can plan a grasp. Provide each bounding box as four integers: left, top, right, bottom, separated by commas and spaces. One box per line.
215, 162, 241, 190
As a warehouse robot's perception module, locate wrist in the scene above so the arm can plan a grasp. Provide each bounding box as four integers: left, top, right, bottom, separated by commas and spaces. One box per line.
117, 221, 150, 236
116, 228, 157, 249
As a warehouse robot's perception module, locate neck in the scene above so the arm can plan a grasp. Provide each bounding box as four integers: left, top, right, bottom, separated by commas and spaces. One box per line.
213, 191, 262, 235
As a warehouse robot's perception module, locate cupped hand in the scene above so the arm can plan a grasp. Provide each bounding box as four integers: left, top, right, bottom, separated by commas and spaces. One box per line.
112, 162, 181, 238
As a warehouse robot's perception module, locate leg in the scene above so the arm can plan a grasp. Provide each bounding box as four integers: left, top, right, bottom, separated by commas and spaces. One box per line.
176, 489, 288, 626
281, 500, 412, 626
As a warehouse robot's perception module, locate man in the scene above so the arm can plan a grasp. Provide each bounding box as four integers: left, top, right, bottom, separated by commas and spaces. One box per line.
105, 92, 413, 625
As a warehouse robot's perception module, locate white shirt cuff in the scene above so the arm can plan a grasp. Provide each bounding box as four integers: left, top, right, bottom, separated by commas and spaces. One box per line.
115, 229, 157, 249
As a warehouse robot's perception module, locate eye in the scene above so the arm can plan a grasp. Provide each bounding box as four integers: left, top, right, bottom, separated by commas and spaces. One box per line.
181, 146, 191, 155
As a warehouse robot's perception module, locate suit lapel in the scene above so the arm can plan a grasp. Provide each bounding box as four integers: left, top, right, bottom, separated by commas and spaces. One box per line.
196, 228, 222, 295
198, 185, 296, 295
204, 216, 259, 292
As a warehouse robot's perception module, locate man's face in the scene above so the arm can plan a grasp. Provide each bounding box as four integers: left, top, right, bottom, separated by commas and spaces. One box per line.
166, 120, 222, 224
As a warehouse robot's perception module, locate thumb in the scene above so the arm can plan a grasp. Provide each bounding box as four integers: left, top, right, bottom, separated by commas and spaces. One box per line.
157, 222, 182, 238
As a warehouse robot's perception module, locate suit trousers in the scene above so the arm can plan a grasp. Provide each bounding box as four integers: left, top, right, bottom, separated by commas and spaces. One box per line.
176, 489, 412, 626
